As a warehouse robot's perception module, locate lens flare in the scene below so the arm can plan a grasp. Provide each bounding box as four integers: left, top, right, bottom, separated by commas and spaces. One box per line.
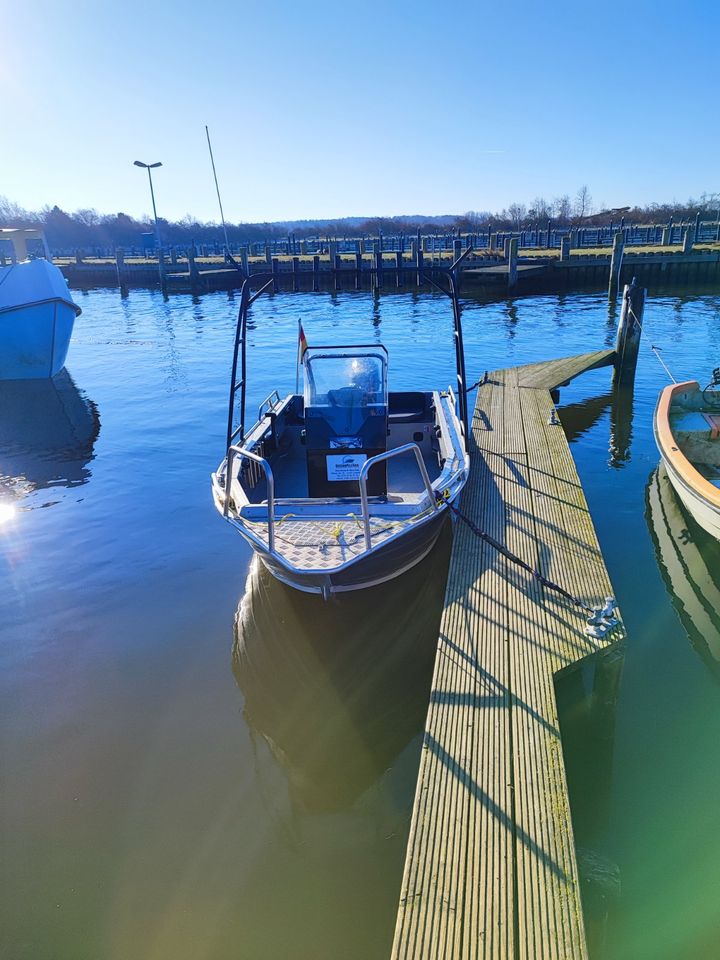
0, 503, 17, 526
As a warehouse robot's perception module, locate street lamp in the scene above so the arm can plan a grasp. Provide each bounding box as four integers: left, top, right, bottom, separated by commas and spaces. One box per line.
133, 160, 163, 248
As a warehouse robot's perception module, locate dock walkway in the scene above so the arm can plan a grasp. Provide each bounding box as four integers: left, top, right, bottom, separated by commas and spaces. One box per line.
392, 350, 624, 960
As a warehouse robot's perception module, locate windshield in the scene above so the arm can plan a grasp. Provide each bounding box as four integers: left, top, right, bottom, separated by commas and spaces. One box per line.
304, 350, 387, 408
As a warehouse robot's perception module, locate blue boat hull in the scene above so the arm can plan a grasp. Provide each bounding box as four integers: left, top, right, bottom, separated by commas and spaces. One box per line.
0, 299, 77, 379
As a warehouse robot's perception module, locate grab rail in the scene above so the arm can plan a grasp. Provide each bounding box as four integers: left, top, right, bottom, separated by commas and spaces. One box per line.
358, 443, 438, 550
258, 390, 281, 421
225, 445, 275, 552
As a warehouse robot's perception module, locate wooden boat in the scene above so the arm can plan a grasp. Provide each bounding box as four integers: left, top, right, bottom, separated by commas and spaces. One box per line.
212, 274, 470, 598
653, 377, 720, 541
646, 464, 720, 678
0, 228, 81, 380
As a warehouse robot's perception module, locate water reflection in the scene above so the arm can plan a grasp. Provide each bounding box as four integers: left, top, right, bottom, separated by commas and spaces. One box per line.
645, 464, 720, 678
558, 384, 635, 467
232, 520, 452, 812
0, 370, 100, 504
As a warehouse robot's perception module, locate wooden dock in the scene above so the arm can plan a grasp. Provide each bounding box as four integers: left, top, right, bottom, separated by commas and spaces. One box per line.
392, 349, 624, 960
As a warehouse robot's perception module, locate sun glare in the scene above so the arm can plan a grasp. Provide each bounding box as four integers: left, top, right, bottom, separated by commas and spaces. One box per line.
0, 503, 18, 526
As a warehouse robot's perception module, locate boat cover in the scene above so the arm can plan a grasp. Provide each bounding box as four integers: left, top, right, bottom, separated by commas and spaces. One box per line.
0, 259, 81, 316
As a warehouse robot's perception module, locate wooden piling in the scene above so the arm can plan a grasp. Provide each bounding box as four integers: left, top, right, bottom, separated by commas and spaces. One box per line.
613, 278, 645, 387
507, 236, 518, 288
292, 255, 299, 292
115, 248, 125, 286
187, 247, 199, 290
608, 231, 625, 300
395, 249, 403, 287
312, 254, 320, 291
682, 227, 694, 254
560, 236, 571, 262
662, 225, 672, 246
271, 256, 279, 292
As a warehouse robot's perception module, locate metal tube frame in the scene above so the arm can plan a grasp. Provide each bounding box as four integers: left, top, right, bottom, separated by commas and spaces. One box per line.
357, 443, 438, 549
225, 445, 275, 552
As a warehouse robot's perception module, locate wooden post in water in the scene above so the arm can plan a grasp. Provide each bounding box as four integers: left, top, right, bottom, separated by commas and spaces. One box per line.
503, 236, 511, 260
559, 236, 570, 261
334, 253, 341, 291
271, 256, 279, 292
292, 256, 299, 292
373, 240, 383, 289
507, 237, 518, 289
312, 254, 320, 291
265, 243, 272, 266
453, 239, 462, 264
395, 249, 403, 287
613, 278, 645, 387
240, 247, 249, 275
661, 224, 672, 246
115, 248, 125, 286
355, 250, 362, 289
608, 231, 625, 300
682, 226, 694, 254
187, 247, 199, 290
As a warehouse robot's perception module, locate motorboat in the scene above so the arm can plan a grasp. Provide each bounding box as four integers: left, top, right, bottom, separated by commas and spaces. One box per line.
212, 273, 471, 597
646, 464, 720, 678
0, 227, 81, 379
653, 372, 720, 540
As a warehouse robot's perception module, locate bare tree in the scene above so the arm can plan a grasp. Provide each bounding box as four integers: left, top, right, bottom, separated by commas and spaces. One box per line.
574, 185, 593, 223
507, 203, 527, 229
553, 195, 572, 222
529, 196, 552, 222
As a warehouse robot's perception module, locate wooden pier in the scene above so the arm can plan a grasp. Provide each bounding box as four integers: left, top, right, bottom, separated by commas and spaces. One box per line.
392, 350, 625, 960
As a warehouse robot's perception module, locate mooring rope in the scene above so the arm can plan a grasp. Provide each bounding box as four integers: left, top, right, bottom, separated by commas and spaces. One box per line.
436, 492, 619, 638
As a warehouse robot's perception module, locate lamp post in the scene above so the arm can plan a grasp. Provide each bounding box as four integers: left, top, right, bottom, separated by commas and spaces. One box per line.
133, 160, 162, 248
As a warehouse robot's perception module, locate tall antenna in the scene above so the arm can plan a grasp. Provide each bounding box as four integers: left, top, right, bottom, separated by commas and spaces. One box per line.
205, 125, 230, 253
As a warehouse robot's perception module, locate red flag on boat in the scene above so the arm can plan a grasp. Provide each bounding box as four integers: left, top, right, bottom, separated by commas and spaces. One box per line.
298, 320, 308, 362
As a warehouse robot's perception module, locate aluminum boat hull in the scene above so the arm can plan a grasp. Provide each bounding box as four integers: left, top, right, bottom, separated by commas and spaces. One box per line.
257, 502, 450, 595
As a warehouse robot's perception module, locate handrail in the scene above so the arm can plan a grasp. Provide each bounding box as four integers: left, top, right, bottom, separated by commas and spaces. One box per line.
358, 443, 438, 550
258, 389, 281, 420
225, 444, 275, 552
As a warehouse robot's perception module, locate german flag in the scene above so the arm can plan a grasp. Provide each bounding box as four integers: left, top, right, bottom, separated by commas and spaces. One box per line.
298, 320, 308, 362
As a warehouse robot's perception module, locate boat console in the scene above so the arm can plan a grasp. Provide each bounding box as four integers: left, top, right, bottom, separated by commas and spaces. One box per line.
303, 346, 388, 497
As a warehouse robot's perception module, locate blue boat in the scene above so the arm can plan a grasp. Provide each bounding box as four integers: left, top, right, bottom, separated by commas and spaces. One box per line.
0, 228, 81, 379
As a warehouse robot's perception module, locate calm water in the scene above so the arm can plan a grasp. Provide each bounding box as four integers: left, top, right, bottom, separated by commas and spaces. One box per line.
1, 284, 719, 960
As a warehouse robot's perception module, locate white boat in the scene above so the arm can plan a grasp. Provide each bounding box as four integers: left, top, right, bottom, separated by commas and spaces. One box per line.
0, 228, 81, 379
212, 275, 471, 597
653, 376, 720, 540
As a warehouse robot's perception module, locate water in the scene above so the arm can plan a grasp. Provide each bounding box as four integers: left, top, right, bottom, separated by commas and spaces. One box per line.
1, 285, 719, 960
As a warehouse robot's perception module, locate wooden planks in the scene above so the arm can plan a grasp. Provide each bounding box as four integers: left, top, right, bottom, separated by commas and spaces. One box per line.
392, 354, 625, 960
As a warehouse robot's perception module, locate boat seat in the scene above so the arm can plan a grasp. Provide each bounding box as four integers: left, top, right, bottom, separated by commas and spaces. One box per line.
672, 411, 713, 434
702, 414, 720, 439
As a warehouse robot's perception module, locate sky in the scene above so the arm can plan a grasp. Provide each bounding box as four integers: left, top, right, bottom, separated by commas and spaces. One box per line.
1, 0, 718, 224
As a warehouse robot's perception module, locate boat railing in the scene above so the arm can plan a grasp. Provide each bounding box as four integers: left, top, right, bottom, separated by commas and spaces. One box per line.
358, 443, 438, 549
226, 445, 276, 552
258, 390, 282, 421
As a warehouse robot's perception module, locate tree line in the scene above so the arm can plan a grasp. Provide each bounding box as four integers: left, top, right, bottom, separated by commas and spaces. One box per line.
1, 188, 718, 252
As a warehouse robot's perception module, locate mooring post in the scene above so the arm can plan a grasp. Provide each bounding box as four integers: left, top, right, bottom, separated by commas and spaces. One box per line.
300, 239, 307, 255
292, 255, 299, 292
682, 226, 694, 254
333, 253, 341, 291
560, 236, 570, 262
312, 254, 319, 291
240, 247, 249, 275
271, 256, 279, 292
264, 243, 272, 266
373, 240, 383, 289
661, 224, 672, 247
613, 278, 646, 387
608, 231, 625, 300
453, 238, 462, 264
695, 211, 701, 240
395, 249, 403, 287
187, 247, 199, 290
503, 236, 511, 260
507, 237, 518, 288
157, 246, 167, 294
115, 248, 125, 286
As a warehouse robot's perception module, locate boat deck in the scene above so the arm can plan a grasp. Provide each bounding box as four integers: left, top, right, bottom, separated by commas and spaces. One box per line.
392, 349, 624, 960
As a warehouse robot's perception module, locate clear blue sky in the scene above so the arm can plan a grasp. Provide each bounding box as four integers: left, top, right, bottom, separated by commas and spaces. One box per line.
3, 0, 718, 223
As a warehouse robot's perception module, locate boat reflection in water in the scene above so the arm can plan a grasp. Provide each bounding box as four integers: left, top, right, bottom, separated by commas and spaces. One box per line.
646, 463, 720, 678
0, 369, 100, 505
232, 519, 452, 812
